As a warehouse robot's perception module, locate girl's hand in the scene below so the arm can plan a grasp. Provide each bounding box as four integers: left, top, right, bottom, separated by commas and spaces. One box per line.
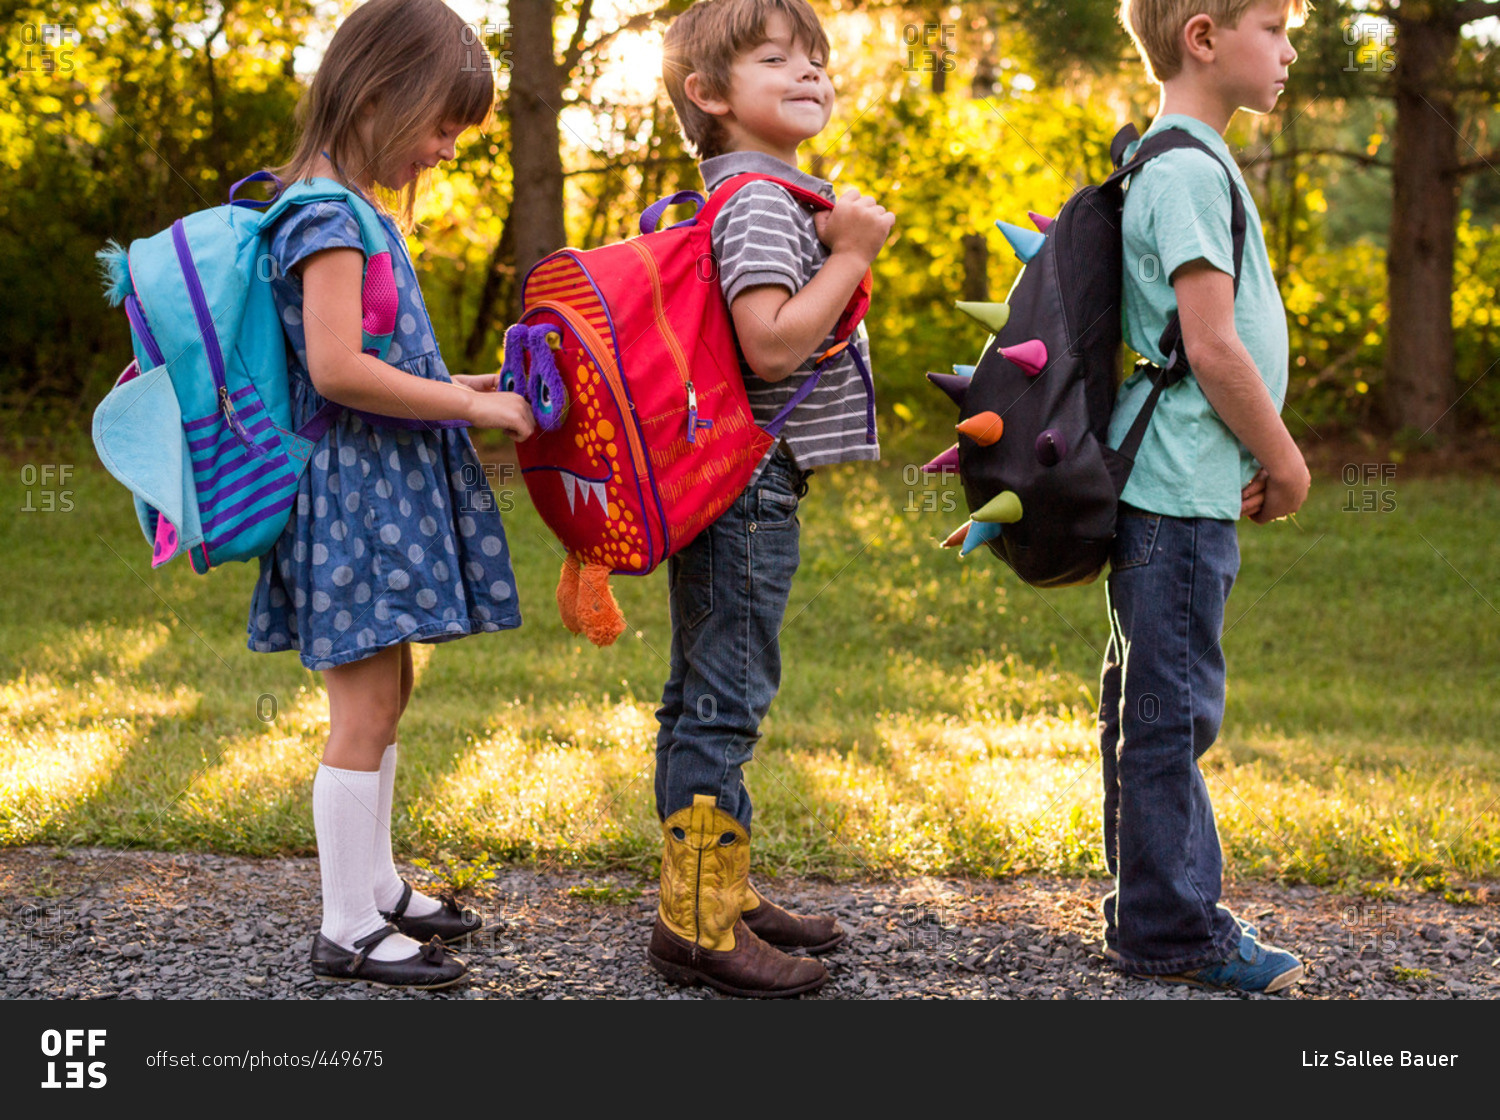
451, 373, 500, 392
466, 389, 536, 441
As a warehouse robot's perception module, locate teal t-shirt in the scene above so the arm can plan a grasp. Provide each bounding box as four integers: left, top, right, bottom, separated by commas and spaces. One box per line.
1106, 114, 1290, 520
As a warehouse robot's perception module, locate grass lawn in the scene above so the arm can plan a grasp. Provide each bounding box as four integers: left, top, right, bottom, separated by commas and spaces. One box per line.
2, 435, 1497, 889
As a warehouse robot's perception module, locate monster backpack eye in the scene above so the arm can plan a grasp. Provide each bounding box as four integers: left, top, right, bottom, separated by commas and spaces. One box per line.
525, 326, 567, 433
500, 323, 527, 395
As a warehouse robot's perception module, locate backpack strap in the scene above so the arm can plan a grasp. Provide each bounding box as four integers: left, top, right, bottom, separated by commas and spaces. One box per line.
692, 172, 873, 344
1104, 126, 1249, 471
664, 171, 873, 439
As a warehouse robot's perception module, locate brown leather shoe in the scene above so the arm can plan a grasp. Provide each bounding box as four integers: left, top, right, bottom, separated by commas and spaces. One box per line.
648, 915, 827, 998
741, 885, 846, 955
650, 795, 829, 998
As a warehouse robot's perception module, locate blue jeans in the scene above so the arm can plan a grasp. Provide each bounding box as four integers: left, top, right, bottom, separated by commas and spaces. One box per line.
1097, 508, 1244, 974
654, 447, 809, 832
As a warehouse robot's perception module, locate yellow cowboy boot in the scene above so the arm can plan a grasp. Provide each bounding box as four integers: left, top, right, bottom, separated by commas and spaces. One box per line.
740, 881, 847, 955
648, 795, 828, 998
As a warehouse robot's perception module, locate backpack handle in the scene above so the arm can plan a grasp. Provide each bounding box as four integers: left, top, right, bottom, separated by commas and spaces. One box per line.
639, 191, 705, 236
228, 170, 285, 209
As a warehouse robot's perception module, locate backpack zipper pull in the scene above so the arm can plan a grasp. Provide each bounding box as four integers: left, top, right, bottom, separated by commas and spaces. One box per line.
685, 381, 713, 445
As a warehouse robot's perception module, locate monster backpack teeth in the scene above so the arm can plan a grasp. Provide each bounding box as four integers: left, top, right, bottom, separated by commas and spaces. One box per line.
1027, 210, 1055, 233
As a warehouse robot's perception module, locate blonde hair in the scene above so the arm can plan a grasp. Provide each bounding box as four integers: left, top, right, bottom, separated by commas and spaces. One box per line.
275, 0, 496, 229
662, 0, 830, 160
1119, 0, 1308, 83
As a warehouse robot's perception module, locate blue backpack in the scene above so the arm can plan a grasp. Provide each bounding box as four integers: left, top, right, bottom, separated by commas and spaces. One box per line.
93, 173, 439, 574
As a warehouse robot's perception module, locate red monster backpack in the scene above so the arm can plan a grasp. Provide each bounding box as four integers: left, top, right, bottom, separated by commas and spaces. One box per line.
502, 173, 872, 646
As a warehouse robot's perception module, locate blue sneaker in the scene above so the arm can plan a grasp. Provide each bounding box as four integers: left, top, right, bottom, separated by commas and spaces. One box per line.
1162, 933, 1304, 994
1102, 915, 1257, 963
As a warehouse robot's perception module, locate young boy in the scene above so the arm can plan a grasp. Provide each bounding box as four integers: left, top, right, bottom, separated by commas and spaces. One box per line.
1101, 0, 1312, 992
651, 0, 894, 998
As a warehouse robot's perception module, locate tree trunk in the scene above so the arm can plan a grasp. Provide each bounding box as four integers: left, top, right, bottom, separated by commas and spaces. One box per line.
506, 0, 566, 321
462, 209, 515, 371
1383, 10, 1461, 437
961, 233, 989, 302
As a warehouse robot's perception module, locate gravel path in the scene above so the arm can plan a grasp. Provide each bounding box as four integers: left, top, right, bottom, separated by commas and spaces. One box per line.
2, 847, 1494, 1000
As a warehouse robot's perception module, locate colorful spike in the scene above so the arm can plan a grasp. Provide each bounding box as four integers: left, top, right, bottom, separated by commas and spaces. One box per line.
922, 444, 961, 475
955, 300, 1011, 333
952, 364, 976, 378
1034, 429, 1068, 467
995, 219, 1046, 264
926, 371, 971, 409
956, 411, 1003, 446
960, 520, 1004, 556
1000, 339, 1049, 377
973, 490, 1023, 524
941, 521, 971, 549
1027, 210, 1055, 233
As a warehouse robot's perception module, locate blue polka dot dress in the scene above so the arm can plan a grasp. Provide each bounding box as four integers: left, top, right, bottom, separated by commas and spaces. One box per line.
247, 196, 521, 671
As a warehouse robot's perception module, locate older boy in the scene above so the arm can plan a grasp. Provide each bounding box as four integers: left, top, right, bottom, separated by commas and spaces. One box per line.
650, 0, 893, 997
1101, 0, 1312, 992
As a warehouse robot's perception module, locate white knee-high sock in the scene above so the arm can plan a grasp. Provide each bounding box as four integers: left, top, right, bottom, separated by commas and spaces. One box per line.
370, 743, 440, 918
313, 764, 422, 962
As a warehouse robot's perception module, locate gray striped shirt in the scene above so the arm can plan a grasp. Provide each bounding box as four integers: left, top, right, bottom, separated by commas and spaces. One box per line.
701, 151, 880, 477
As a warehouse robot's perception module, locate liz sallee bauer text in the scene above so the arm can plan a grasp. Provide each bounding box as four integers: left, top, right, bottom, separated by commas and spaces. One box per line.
1302, 1052, 1459, 1068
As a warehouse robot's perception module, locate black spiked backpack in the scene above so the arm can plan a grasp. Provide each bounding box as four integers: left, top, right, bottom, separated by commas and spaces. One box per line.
923, 123, 1246, 587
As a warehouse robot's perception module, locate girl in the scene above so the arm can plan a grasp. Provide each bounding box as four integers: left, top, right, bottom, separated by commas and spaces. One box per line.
249, 0, 533, 990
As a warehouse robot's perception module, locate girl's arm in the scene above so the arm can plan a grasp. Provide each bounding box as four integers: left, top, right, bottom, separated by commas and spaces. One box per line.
300, 248, 535, 439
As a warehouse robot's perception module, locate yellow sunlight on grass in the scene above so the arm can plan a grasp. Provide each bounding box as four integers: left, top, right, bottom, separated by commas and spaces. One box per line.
0, 664, 198, 844
423, 699, 656, 854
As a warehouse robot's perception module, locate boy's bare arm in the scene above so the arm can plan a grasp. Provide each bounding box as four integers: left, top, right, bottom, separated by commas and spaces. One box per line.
1172, 260, 1310, 522
730, 188, 893, 382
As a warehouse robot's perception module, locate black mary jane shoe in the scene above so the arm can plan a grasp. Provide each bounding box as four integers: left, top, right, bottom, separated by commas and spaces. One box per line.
380, 879, 485, 944
309, 924, 468, 990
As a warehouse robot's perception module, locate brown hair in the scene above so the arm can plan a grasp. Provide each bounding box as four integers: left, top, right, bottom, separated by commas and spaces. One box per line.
662, 0, 830, 159
1120, 0, 1308, 83
274, 0, 496, 228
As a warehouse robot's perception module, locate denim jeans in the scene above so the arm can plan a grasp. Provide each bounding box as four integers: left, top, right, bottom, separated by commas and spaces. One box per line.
654, 447, 809, 832
1097, 507, 1244, 974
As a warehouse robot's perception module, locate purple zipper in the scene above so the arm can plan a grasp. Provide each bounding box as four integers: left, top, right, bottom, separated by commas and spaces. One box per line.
172, 220, 267, 458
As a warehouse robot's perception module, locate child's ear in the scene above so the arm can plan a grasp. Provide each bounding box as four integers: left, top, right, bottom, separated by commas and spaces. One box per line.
684, 72, 730, 118
1182, 13, 1217, 63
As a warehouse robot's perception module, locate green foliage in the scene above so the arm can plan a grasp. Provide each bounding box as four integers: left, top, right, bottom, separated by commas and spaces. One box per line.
409, 850, 499, 893
1, 1, 312, 417
1281, 218, 1500, 436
